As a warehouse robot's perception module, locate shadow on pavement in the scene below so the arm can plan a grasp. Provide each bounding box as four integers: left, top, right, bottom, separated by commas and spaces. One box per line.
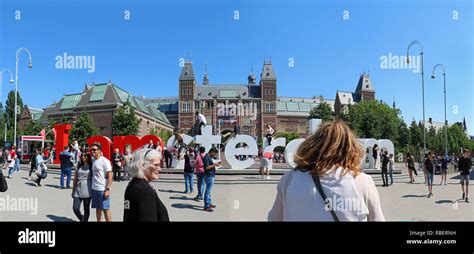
158, 180, 279, 185
169, 195, 195, 201
435, 200, 455, 204
47, 215, 75, 222
450, 171, 474, 180
171, 203, 203, 211
158, 189, 186, 194
45, 184, 63, 189
401, 194, 428, 198
24, 182, 38, 187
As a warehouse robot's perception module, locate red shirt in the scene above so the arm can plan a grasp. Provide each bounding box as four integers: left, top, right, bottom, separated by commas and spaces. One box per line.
10, 150, 16, 159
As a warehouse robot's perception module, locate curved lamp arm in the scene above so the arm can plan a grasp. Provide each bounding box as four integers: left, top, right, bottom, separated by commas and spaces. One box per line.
406, 41, 423, 64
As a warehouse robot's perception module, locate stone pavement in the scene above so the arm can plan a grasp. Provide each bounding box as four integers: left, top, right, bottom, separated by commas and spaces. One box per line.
0, 165, 472, 221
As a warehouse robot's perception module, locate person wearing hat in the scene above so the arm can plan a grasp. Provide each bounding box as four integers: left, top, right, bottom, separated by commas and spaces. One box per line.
458, 149, 472, 202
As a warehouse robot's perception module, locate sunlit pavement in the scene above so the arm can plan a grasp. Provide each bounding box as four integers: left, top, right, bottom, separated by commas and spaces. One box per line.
0, 165, 472, 221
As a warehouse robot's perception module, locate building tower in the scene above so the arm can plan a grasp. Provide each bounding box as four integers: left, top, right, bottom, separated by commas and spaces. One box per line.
354, 72, 375, 102
260, 60, 277, 138
178, 61, 196, 133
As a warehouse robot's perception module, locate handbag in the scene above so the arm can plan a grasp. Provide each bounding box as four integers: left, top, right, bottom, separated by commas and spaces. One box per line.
311, 174, 339, 222
0, 170, 8, 192
40, 164, 48, 179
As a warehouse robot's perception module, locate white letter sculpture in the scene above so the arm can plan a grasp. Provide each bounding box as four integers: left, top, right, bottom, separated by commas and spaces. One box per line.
225, 135, 258, 170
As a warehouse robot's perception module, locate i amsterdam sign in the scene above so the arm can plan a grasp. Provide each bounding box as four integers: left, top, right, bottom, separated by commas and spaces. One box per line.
53, 123, 394, 170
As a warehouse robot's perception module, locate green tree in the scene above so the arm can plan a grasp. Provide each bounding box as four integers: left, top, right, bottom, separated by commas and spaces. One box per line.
149, 127, 173, 143
347, 100, 400, 141
5, 90, 24, 129
70, 112, 99, 147
426, 126, 437, 152
112, 100, 140, 136
447, 124, 472, 156
409, 120, 422, 148
397, 120, 410, 154
309, 101, 333, 123
22, 120, 44, 136
274, 132, 300, 152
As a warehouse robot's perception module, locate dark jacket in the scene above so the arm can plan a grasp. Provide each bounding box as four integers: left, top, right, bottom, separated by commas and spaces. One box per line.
111, 152, 123, 169
59, 150, 74, 169
458, 157, 472, 175
381, 154, 389, 170
123, 178, 169, 222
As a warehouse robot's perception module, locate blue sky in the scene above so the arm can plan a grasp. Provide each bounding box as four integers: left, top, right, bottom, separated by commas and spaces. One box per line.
0, 0, 472, 134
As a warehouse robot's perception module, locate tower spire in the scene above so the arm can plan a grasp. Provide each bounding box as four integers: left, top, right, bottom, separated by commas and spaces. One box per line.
203, 60, 209, 85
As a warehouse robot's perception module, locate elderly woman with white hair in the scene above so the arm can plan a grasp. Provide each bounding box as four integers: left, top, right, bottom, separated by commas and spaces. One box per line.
123, 148, 169, 222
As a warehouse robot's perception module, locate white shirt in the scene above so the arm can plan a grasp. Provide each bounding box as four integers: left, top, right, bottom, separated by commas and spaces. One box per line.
197, 114, 207, 125
91, 156, 112, 191
265, 127, 274, 135
268, 167, 385, 221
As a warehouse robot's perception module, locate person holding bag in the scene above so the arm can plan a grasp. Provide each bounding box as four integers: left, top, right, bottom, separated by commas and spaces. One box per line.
34, 150, 46, 186
268, 119, 385, 221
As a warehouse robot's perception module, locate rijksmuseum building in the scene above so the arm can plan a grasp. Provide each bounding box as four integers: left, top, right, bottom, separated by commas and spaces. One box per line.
19, 60, 375, 140
144, 60, 376, 139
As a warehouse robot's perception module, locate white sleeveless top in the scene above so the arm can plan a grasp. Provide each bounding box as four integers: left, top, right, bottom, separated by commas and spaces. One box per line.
268, 167, 385, 221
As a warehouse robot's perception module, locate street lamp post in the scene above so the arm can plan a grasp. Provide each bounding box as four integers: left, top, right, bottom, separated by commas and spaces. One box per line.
0, 68, 14, 95
407, 41, 426, 155
431, 64, 448, 157
14, 48, 33, 146
0, 68, 14, 144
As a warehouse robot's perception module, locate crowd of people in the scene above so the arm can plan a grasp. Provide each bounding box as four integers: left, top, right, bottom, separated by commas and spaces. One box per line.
416, 150, 472, 202
374, 143, 472, 202
0, 113, 472, 222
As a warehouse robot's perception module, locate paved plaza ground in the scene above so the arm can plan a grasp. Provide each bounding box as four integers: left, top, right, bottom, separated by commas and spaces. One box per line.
0, 165, 472, 221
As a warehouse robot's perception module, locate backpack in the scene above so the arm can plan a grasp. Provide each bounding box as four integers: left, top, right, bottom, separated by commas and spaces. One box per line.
189, 154, 196, 169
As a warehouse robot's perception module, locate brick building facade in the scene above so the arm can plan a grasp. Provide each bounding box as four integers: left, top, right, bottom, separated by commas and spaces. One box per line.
145, 64, 376, 138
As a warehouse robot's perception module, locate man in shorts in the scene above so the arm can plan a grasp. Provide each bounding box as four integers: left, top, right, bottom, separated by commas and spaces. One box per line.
458, 149, 472, 203
90, 143, 113, 221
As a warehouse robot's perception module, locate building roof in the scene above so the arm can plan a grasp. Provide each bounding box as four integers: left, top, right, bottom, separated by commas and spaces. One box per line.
336, 91, 356, 105
276, 96, 336, 116
179, 61, 195, 81
355, 73, 375, 92
260, 60, 276, 81
40, 82, 172, 128
195, 85, 261, 100
422, 120, 451, 131
144, 97, 179, 113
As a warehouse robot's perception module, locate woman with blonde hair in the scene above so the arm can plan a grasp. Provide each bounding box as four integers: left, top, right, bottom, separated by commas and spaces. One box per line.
268, 119, 385, 221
